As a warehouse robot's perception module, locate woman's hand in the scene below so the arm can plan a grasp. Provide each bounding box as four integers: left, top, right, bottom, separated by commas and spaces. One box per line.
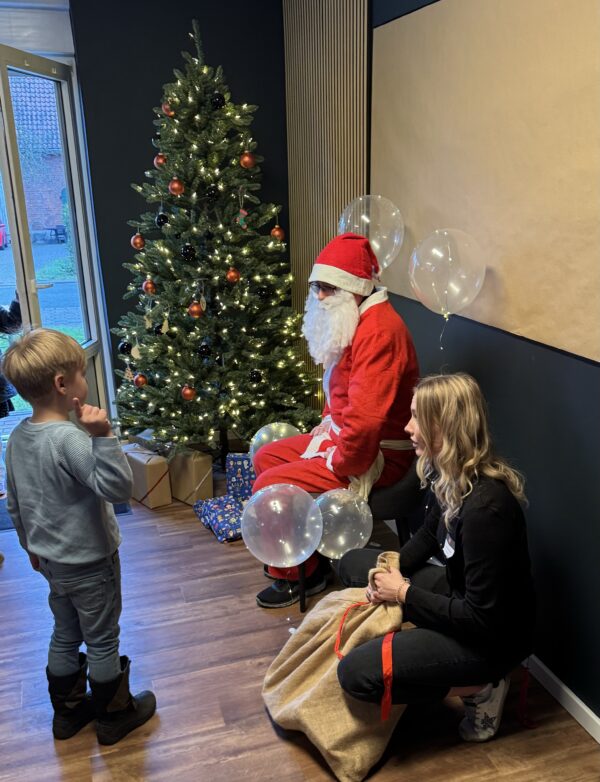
370, 567, 410, 604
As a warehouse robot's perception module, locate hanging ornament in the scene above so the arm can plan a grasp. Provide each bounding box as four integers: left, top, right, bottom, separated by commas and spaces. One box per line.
181, 243, 196, 262
211, 92, 225, 110
249, 369, 263, 383
142, 279, 156, 295
162, 101, 175, 117
235, 209, 249, 230
144, 309, 153, 329
118, 340, 133, 355
133, 373, 148, 388
199, 293, 207, 311
270, 224, 285, 242
240, 151, 256, 169
198, 343, 211, 358
187, 301, 203, 319
181, 384, 197, 401
226, 267, 241, 284
169, 177, 185, 195
124, 365, 135, 382
130, 342, 141, 360
205, 185, 219, 202
162, 315, 169, 334
130, 233, 145, 250
153, 153, 167, 169
155, 212, 169, 228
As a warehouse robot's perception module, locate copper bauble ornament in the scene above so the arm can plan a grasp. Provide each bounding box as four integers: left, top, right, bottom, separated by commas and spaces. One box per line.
133, 373, 148, 388
162, 101, 175, 117
226, 267, 241, 284
142, 279, 156, 295
270, 224, 285, 242
187, 301, 203, 319
130, 232, 145, 250
181, 384, 197, 401
240, 151, 256, 169
153, 153, 167, 168
168, 177, 185, 195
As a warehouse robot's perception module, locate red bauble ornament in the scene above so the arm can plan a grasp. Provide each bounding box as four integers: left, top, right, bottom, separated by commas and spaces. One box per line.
133, 373, 148, 388
162, 101, 175, 117
142, 279, 156, 295
239, 151, 256, 169
181, 384, 197, 401
226, 267, 241, 284
168, 177, 185, 195
130, 232, 145, 250
270, 224, 285, 242
187, 301, 203, 318
153, 153, 167, 168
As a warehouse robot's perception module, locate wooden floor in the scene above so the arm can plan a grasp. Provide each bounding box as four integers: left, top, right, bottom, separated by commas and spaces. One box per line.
1, 500, 599, 782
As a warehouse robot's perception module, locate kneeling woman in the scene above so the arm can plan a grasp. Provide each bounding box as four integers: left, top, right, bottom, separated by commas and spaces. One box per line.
337, 373, 535, 742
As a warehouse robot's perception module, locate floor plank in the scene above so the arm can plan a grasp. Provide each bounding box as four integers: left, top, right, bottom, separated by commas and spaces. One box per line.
0, 499, 599, 781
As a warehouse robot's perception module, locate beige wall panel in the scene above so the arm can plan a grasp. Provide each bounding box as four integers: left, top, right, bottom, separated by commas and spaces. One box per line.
372, 0, 600, 361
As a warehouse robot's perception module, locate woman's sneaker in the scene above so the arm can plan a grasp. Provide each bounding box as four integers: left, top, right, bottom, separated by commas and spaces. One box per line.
256, 561, 332, 608
459, 675, 510, 742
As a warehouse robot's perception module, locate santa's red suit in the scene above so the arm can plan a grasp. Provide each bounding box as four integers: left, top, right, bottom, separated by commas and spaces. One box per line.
253, 287, 419, 579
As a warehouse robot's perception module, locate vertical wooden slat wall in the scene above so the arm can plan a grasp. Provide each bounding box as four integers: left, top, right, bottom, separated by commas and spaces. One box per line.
283, 0, 368, 397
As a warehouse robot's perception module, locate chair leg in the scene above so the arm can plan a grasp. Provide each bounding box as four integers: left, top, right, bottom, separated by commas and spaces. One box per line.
298, 560, 306, 612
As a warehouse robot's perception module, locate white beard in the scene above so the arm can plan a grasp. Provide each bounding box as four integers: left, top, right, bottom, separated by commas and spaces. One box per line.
302, 289, 360, 368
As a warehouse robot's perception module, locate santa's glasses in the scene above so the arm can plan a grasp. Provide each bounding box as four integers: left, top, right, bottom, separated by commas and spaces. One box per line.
309, 281, 338, 295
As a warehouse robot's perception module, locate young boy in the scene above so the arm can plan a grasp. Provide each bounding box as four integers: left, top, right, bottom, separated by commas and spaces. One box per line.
2, 328, 156, 744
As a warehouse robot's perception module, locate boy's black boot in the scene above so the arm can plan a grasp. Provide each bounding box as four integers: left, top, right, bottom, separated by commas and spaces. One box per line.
47, 652, 96, 739
89, 656, 156, 745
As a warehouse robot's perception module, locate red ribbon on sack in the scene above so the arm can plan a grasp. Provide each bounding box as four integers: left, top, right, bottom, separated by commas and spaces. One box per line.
334, 601, 396, 722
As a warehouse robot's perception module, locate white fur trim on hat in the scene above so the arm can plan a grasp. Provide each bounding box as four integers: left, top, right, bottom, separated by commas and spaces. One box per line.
308, 264, 375, 296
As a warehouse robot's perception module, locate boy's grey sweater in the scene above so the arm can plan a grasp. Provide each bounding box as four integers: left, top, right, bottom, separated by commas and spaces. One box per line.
6, 419, 133, 564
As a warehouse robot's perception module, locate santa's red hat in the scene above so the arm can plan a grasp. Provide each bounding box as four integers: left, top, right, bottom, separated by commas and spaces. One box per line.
308, 233, 380, 296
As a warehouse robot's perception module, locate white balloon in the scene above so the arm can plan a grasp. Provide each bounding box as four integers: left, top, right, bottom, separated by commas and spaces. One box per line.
409, 228, 486, 317
316, 488, 373, 560
338, 194, 404, 270
249, 422, 301, 463
241, 484, 323, 568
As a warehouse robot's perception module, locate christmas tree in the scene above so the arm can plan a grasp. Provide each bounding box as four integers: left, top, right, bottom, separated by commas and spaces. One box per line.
113, 21, 319, 451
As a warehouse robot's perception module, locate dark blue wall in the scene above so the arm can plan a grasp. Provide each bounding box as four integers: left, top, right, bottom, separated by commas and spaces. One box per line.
69, 0, 289, 364
378, 0, 600, 717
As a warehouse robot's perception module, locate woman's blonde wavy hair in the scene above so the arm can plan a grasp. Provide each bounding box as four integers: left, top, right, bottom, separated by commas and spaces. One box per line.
414, 373, 526, 527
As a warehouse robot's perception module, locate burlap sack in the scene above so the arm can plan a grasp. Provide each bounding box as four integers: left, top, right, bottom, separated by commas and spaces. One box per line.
262, 552, 406, 782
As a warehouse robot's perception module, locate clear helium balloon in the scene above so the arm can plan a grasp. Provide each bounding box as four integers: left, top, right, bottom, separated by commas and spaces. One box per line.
316, 488, 373, 560
338, 194, 404, 270
409, 228, 486, 317
241, 483, 323, 568
249, 422, 301, 463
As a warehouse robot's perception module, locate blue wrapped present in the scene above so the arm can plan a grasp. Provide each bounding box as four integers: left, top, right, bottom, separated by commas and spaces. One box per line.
193, 494, 243, 543
226, 452, 256, 500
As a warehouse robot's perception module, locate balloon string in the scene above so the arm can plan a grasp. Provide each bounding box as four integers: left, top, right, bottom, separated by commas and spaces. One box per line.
439, 315, 449, 350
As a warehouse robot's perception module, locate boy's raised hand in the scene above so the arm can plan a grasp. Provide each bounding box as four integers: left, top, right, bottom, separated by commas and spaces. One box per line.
73, 397, 113, 437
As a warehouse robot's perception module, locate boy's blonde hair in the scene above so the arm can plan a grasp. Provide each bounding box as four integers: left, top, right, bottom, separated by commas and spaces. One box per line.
1, 328, 86, 403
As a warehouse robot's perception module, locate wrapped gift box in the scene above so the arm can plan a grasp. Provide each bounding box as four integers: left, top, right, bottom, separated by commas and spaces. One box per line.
226, 452, 256, 500
194, 494, 243, 542
169, 449, 213, 505
121, 443, 172, 509
128, 428, 157, 451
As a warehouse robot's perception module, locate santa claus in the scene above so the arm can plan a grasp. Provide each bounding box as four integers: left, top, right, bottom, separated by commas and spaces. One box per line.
253, 232, 419, 608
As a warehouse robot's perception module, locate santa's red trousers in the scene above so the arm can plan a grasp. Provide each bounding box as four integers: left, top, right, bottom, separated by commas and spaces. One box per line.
252, 434, 348, 580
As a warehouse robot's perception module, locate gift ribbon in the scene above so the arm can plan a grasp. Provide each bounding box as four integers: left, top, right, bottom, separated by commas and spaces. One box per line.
124, 445, 170, 505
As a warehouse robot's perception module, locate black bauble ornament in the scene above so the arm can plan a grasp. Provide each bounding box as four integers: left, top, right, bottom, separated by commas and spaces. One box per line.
155, 212, 169, 228
205, 185, 219, 202
153, 324, 163, 336
181, 243, 196, 261
118, 341, 132, 355
256, 286, 270, 299
198, 343, 212, 358
249, 370, 262, 383
153, 131, 161, 142
211, 92, 225, 109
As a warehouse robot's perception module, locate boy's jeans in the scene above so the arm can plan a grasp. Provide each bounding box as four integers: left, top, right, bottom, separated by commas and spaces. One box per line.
38, 550, 122, 682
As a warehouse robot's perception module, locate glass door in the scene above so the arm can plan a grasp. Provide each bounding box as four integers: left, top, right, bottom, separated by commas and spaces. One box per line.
0, 44, 109, 418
